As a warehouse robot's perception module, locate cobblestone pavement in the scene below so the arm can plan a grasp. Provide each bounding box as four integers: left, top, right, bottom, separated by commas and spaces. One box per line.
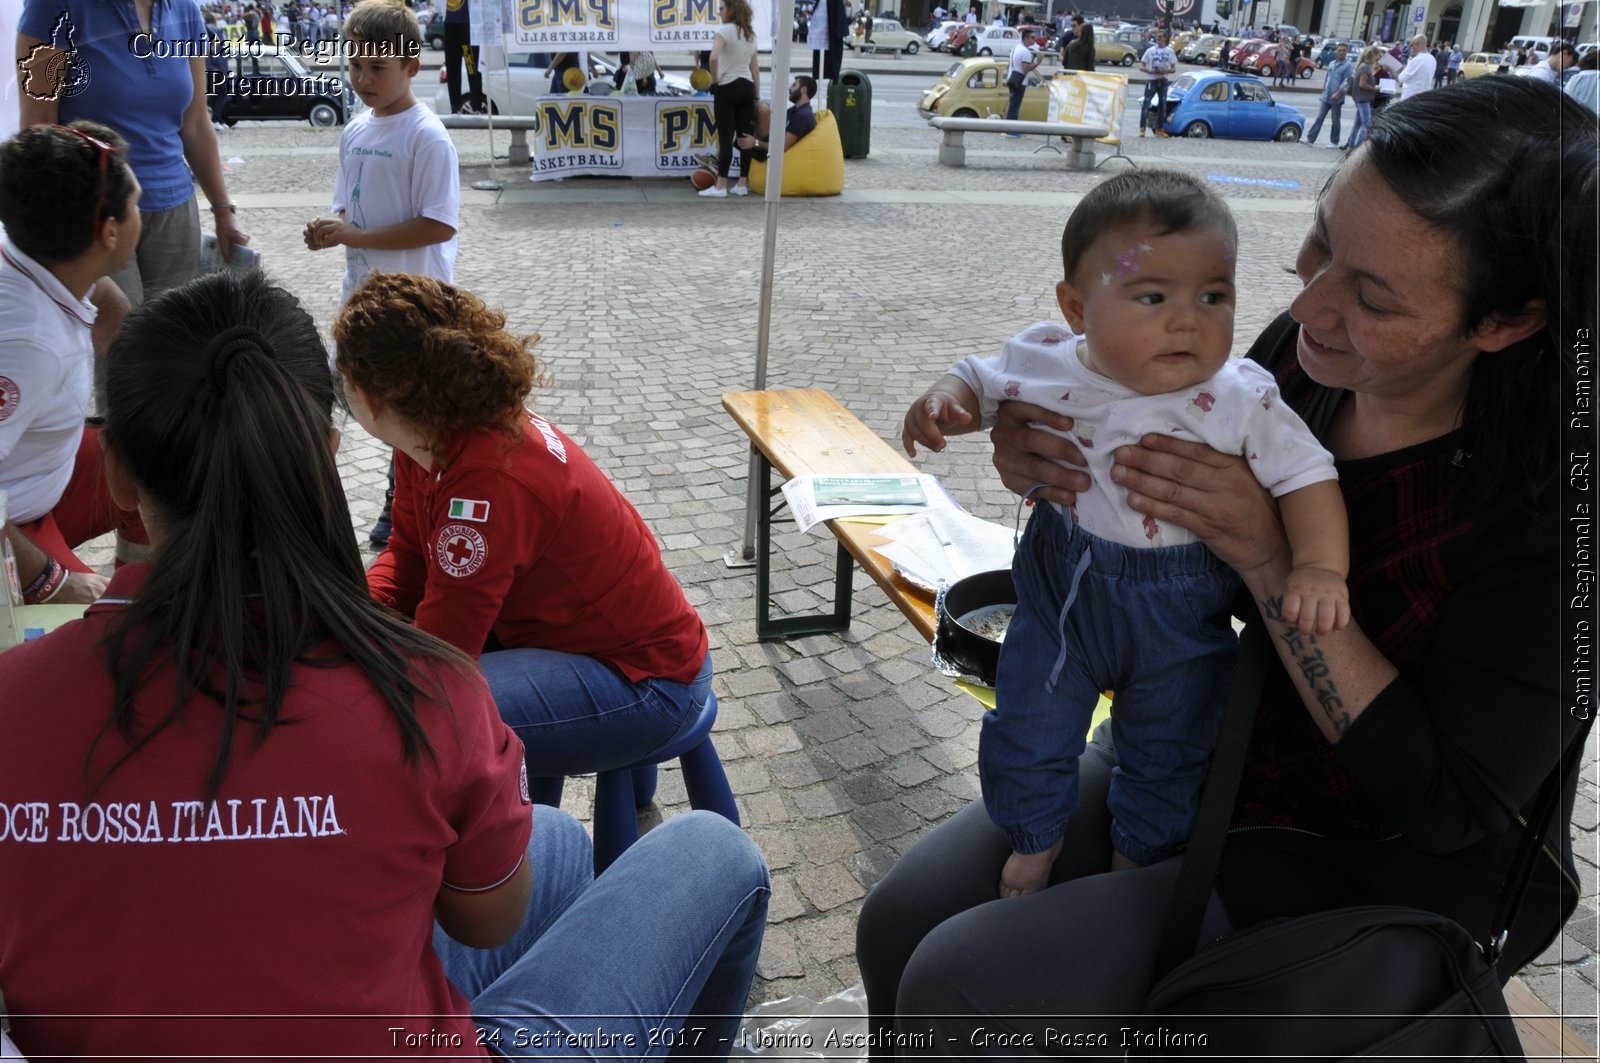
78, 92, 1598, 1044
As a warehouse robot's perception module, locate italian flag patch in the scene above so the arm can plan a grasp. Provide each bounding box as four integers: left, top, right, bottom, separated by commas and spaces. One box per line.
448, 498, 491, 523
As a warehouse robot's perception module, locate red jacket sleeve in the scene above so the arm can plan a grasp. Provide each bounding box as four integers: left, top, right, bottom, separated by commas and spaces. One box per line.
413, 466, 557, 658
366, 452, 428, 617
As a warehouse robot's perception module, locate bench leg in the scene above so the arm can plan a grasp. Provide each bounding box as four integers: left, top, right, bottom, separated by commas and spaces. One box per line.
1065, 137, 1096, 171
508, 129, 530, 167
754, 452, 855, 640
938, 129, 966, 167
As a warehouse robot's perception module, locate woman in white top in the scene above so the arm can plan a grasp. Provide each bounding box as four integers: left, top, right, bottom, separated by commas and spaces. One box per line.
700, 0, 760, 198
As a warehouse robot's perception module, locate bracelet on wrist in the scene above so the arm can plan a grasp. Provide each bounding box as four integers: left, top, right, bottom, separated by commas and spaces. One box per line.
210, 203, 237, 214
22, 557, 65, 604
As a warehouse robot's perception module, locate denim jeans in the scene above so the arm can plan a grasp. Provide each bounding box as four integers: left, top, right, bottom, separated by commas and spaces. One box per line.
481, 648, 713, 783
981, 504, 1238, 865
1347, 100, 1373, 147
1139, 76, 1169, 130
436, 808, 770, 1058
1005, 77, 1025, 120
1305, 96, 1342, 144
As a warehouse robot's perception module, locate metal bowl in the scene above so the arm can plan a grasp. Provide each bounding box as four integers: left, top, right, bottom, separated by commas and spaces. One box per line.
934, 568, 1017, 687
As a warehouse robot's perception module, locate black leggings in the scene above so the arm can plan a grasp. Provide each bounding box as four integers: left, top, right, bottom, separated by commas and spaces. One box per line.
854, 733, 1233, 1059
710, 78, 757, 180
444, 21, 485, 113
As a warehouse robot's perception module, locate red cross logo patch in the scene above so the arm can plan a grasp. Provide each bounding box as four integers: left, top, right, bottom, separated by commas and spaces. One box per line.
435, 523, 487, 578
0, 376, 19, 422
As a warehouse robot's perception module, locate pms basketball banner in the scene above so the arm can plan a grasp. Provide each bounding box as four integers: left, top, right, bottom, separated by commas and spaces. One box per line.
530, 97, 742, 179
510, 0, 773, 50
1047, 70, 1129, 146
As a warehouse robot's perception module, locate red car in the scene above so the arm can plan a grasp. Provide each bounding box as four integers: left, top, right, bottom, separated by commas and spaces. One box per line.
1240, 42, 1316, 79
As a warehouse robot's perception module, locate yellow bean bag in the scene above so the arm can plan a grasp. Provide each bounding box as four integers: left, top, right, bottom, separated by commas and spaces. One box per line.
748, 108, 845, 197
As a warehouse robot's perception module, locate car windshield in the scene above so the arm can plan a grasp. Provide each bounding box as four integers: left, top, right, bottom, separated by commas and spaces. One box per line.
944, 62, 964, 77
1172, 72, 1198, 91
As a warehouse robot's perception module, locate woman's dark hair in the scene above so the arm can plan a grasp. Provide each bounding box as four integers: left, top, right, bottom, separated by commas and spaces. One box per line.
1060, 169, 1237, 284
95, 271, 469, 804
334, 272, 545, 454
1360, 75, 1595, 516
0, 121, 137, 263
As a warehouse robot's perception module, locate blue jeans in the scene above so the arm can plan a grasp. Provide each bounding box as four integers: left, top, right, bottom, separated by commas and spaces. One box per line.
1347, 99, 1373, 147
481, 648, 713, 783
980, 504, 1238, 865
1139, 76, 1169, 130
1305, 96, 1342, 143
436, 808, 770, 1058
1005, 77, 1025, 120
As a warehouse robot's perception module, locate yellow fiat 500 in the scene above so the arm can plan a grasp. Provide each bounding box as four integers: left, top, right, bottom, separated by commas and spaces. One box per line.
917, 56, 1056, 120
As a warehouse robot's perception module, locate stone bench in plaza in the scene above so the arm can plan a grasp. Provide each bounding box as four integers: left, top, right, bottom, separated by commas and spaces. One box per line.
929, 114, 1112, 171
438, 113, 539, 166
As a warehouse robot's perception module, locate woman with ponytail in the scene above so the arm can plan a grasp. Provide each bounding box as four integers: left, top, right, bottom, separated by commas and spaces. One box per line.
0, 270, 768, 1060
335, 272, 716, 803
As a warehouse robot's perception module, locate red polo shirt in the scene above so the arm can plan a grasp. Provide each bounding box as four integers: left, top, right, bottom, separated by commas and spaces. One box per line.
0, 565, 531, 1059
368, 414, 708, 683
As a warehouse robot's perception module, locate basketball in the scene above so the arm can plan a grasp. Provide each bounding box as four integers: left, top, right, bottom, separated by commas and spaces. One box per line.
562, 66, 586, 91
690, 167, 716, 190
690, 67, 713, 91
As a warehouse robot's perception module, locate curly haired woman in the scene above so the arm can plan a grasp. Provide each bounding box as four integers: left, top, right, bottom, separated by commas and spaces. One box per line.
334, 272, 714, 800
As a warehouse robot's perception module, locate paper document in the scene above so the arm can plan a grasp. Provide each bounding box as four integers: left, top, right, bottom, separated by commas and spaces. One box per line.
781, 475, 958, 534
874, 510, 1017, 590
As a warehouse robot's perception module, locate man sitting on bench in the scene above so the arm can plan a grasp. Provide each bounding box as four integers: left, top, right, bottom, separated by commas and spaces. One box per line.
736, 76, 819, 160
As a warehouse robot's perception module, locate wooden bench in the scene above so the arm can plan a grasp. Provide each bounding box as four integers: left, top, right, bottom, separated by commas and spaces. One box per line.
1505, 977, 1597, 1060
438, 113, 539, 166
723, 388, 936, 642
929, 114, 1112, 170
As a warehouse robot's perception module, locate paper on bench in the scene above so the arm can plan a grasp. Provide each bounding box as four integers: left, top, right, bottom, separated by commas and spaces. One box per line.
781, 475, 958, 534
874, 509, 1017, 589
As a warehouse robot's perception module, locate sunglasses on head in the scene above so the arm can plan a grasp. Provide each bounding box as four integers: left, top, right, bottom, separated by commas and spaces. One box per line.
51, 124, 114, 240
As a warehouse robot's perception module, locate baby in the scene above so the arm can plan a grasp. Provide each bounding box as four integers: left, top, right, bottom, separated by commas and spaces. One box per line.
902, 170, 1349, 896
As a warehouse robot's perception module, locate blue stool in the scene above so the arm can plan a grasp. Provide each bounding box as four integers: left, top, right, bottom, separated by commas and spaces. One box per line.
530, 693, 741, 874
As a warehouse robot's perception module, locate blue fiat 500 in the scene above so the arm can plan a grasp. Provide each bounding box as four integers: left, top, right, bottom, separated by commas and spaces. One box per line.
1159, 70, 1306, 141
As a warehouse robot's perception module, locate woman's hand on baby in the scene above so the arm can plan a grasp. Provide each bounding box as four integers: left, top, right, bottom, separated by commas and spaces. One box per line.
999, 838, 1063, 898
990, 400, 1088, 507
1111, 433, 1289, 578
1284, 565, 1350, 636
902, 392, 972, 456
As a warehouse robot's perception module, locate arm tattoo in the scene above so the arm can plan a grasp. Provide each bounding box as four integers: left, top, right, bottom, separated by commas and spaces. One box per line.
1261, 595, 1351, 735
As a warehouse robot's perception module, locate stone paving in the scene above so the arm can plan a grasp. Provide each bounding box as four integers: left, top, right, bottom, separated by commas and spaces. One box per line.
76, 78, 1599, 1045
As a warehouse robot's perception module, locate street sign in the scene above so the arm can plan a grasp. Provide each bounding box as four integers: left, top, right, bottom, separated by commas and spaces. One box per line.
1169, 0, 1195, 14
1568, 2, 1584, 28
1413, 8, 1424, 22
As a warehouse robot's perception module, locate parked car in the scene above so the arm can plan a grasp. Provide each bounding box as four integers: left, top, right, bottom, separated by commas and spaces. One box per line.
917, 56, 1053, 119
1181, 33, 1223, 63
969, 24, 1024, 56
844, 17, 922, 52
426, 12, 445, 50
926, 19, 966, 50
1315, 38, 1356, 65
1227, 37, 1269, 70
1240, 42, 1315, 79
429, 52, 693, 115
209, 45, 354, 127
1460, 51, 1510, 77
1203, 36, 1242, 65
1160, 70, 1304, 140
1094, 38, 1139, 65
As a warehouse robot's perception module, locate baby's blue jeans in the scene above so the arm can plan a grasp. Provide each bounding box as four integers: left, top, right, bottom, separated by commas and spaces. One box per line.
981, 502, 1239, 865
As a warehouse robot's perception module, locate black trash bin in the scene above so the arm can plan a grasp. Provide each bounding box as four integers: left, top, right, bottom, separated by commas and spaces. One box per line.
828, 69, 871, 158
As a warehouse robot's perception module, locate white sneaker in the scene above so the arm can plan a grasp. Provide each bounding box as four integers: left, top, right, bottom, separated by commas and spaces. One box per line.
698, 186, 728, 198
730, 184, 749, 196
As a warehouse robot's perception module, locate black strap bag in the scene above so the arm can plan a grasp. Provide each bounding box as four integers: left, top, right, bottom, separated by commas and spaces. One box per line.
1131, 630, 1585, 1061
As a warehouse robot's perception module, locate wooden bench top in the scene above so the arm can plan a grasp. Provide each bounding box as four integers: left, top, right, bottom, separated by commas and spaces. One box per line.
723, 388, 938, 642
1505, 978, 1597, 1060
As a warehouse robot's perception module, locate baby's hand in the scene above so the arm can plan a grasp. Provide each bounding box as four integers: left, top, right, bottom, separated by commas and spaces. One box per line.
998, 839, 1062, 898
1283, 564, 1350, 636
902, 391, 972, 457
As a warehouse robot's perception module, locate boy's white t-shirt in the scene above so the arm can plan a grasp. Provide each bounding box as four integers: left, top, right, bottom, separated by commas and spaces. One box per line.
330, 100, 460, 305
950, 321, 1337, 549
